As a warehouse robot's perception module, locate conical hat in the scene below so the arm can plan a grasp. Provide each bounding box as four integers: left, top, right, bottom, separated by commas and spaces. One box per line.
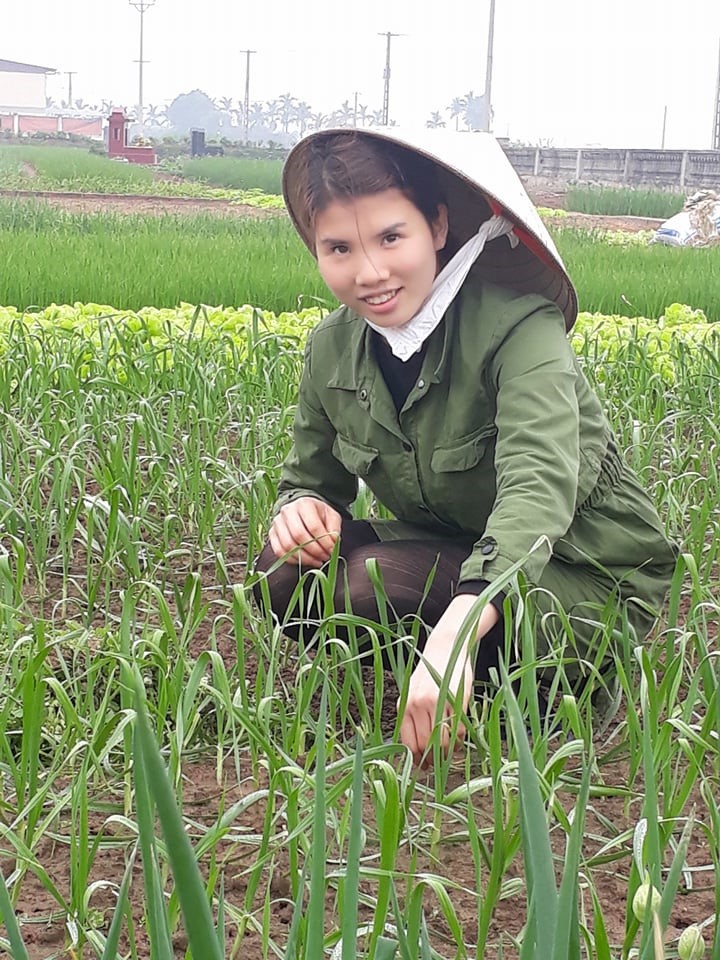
282, 126, 577, 331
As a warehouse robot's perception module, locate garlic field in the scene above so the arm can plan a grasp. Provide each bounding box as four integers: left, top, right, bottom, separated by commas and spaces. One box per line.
0, 175, 717, 960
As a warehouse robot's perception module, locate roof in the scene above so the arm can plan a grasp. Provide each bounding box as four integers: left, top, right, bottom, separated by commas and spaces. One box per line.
0, 59, 56, 75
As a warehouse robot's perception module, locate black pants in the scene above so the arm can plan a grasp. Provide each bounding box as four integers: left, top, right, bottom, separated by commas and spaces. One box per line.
251, 519, 505, 681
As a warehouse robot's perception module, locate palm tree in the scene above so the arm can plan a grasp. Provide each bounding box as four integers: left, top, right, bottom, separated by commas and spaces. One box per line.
264, 99, 281, 132
308, 110, 328, 131
248, 101, 269, 135
463, 92, 487, 132
146, 104, 168, 127
332, 99, 354, 128
277, 92, 298, 133
448, 96, 467, 131
355, 103, 370, 127
368, 108, 385, 127
426, 111, 446, 129
294, 100, 313, 136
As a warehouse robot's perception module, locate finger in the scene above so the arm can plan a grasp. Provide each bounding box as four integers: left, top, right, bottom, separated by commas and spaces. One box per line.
288, 507, 341, 564
277, 510, 330, 565
411, 705, 435, 766
399, 706, 420, 761
268, 521, 299, 564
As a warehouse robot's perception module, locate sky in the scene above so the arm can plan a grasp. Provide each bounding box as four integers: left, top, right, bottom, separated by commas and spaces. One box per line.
6, 0, 720, 149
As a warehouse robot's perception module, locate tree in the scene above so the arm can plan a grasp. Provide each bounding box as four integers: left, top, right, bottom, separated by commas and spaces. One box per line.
426, 111, 446, 129
448, 96, 467, 131
308, 110, 328, 131
165, 89, 223, 136
461, 90, 488, 132
277, 92, 298, 133
295, 100, 313, 136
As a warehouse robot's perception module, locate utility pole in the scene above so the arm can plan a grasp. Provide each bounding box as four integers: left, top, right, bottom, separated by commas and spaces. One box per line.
65, 71, 77, 109
353, 90, 361, 127
240, 49, 256, 143
483, 0, 496, 132
129, 0, 156, 130
378, 32, 403, 126
713, 37, 720, 150
661, 104, 668, 149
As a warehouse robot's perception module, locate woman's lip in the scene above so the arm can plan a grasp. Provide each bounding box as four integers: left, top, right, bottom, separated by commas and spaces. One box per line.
361, 289, 400, 314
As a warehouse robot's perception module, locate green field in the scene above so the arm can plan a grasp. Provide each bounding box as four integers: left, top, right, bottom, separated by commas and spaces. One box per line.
180, 155, 285, 193
566, 185, 686, 219
0, 145, 285, 203
2, 200, 720, 321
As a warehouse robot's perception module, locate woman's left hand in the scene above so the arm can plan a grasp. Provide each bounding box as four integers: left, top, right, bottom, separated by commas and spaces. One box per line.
399, 596, 499, 766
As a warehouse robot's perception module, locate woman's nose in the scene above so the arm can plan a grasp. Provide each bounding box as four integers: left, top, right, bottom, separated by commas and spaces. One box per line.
354, 251, 390, 287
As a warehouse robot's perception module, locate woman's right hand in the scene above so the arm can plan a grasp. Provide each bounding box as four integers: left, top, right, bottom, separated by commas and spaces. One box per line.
269, 497, 343, 567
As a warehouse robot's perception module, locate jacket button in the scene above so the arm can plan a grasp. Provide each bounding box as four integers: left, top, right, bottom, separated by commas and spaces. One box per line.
479, 537, 497, 555
358, 388, 368, 401
417, 378, 425, 389
402, 442, 412, 452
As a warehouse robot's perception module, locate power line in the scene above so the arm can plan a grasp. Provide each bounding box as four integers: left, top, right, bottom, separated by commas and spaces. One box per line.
378, 32, 404, 126
240, 49, 256, 143
129, 0, 156, 130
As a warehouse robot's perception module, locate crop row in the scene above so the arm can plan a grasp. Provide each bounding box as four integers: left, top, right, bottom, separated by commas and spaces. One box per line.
0, 297, 716, 957
2, 199, 719, 319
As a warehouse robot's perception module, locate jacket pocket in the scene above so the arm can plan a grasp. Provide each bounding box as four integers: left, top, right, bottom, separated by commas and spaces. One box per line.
430, 424, 497, 473
332, 434, 379, 477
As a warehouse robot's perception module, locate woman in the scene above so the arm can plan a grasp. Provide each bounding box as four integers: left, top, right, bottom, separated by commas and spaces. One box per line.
251, 127, 677, 765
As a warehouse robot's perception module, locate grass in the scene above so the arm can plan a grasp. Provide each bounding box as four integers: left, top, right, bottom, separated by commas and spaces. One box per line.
180, 156, 284, 194
0, 145, 285, 203
2, 199, 720, 321
0, 201, 324, 313
566, 186, 686, 220
0, 299, 716, 957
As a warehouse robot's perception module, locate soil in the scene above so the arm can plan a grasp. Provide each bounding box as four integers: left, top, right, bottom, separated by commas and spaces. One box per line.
0, 186, 714, 960
0, 188, 281, 220
0, 182, 662, 233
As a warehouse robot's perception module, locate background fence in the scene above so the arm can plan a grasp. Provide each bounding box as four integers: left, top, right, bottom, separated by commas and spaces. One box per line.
502, 146, 720, 189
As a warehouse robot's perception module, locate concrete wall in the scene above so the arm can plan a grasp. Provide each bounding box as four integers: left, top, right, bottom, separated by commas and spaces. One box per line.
0, 71, 46, 111
502, 146, 720, 189
0, 114, 103, 137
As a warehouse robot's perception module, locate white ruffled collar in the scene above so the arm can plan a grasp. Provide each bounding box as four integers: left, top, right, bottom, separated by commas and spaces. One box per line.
364, 214, 518, 362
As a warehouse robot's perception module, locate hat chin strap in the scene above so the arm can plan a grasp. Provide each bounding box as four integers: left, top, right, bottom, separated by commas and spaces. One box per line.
364, 214, 518, 362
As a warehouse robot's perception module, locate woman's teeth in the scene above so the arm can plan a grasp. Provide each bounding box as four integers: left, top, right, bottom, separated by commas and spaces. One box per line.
365, 290, 397, 305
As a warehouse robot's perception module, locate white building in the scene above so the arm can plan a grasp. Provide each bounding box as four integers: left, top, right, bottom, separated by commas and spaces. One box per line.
0, 58, 56, 113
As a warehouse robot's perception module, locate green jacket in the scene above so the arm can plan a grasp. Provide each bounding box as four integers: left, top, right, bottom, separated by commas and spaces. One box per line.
276, 273, 675, 599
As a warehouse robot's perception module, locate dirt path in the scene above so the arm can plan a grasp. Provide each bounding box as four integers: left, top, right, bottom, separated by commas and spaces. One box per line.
0, 188, 281, 219
1, 187, 662, 232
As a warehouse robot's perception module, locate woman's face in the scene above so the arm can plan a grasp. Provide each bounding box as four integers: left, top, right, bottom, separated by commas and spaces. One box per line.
314, 188, 448, 328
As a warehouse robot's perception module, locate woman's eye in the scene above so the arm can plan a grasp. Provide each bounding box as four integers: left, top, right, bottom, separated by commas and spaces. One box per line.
331, 244, 349, 255
383, 233, 399, 244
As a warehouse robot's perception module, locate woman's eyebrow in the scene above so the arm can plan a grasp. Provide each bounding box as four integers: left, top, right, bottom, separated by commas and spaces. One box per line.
376, 221, 406, 237
318, 221, 407, 247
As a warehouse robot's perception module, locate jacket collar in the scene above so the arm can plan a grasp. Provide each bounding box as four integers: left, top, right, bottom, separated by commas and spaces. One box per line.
325, 298, 460, 392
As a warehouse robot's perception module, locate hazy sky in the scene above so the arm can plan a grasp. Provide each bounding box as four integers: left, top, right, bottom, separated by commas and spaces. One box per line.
6, 0, 720, 148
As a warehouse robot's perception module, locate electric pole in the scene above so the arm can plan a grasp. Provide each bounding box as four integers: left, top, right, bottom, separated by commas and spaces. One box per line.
65, 71, 77, 109
378, 32, 404, 126
241, 49, 256, 143
129, 0, 156, 130
713, 37, 720, 150
483, 0, 496, 132
353, 90, 361, 127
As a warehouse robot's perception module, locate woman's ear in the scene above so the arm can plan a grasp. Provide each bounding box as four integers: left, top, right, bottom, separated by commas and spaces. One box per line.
432, 204, 449, 251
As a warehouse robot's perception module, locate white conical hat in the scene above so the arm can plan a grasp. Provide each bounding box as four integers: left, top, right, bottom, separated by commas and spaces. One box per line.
282, 126, 578, 330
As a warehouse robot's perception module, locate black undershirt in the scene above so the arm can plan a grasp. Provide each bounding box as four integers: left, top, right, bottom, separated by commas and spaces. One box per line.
370, 331, 504, 611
